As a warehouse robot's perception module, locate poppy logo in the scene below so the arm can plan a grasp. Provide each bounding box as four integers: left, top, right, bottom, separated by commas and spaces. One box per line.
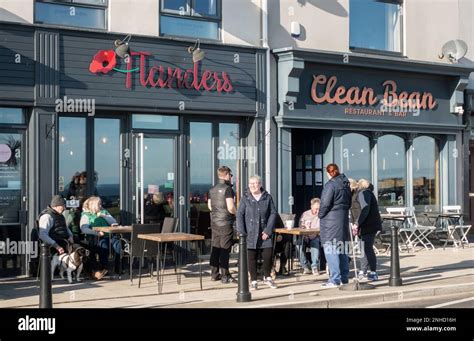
89, 50, 117, 74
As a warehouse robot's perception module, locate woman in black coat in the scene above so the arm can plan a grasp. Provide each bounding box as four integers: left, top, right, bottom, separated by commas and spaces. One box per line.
237, 175, 278, 290
351, 179, 382, 281
318, 163, 352, 287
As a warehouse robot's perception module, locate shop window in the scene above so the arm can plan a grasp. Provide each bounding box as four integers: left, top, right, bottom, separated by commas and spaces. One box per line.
132, 114, 178, 130
189, 122, 212, 238
160, 0, 220, 40
349, 0, 402, 54
341, 133, 371, 182
377, 134, 406, 210
94, 119, 121, 222
0, 108, 24, 125
35, 0, 107, 30
412, 136, 439, 212
218, 123, 240, 204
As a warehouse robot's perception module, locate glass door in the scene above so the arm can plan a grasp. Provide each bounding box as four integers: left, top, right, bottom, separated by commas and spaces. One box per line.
0, 131, 25, 276
134, 133, 177, 224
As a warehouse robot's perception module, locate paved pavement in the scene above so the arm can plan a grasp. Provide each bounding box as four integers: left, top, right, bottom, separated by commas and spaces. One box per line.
0, 246, 472, 308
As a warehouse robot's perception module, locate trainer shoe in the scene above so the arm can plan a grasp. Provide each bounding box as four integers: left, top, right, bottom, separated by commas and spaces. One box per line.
367, 272, 378, 281
302, 267, 312, 275
263, 276, 277, 289
357, 271, 367, 280
320, 281, 340, 288
250, 280, 258, 291
221, 275, 238, 284
312, 268, 320, 275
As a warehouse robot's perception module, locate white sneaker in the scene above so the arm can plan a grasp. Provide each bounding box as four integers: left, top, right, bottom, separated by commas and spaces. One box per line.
263, 277, 277, 289
320, 282, 339, 288
312, 268, 320, 275
250, 280, 258, 291
303, 268, 312, 275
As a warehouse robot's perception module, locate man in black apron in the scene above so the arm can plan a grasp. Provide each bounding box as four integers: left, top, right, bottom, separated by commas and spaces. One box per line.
208, 166, 237, 283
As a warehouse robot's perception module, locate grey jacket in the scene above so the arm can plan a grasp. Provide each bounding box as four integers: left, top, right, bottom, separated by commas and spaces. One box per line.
236, 189, 277, 249
318, 174, 352, 244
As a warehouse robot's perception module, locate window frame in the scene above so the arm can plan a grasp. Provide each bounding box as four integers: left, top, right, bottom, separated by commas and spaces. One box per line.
34, 0, 108, 30
159, 0, 222, 41
349, 0, 404, 56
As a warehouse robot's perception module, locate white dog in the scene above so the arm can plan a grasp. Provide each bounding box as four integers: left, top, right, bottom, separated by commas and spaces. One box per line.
51, 245, 90, 284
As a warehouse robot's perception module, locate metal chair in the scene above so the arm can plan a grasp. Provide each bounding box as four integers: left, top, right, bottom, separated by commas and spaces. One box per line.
128, 224, 161, 285
441, 206, 471, 249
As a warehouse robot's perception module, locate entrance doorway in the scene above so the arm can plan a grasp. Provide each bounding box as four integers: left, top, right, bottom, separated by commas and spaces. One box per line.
133, 133, 177, 225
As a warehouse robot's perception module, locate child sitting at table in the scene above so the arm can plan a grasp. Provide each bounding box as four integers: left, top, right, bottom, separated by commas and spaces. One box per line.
80, 196, 122, 279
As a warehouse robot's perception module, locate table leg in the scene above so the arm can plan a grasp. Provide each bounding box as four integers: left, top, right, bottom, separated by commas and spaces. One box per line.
157, 242, 161, 294
197, 240, 202, 291
271, 235, 277, 274
160, 243, 168, 294
138, 239, 145, 288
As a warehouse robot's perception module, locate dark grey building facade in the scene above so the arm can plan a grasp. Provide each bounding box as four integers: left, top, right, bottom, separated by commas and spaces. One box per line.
273, 48, 473, 224
0, 22, 266, 276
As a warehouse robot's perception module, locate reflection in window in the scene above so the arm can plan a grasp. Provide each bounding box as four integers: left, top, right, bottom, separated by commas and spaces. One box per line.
189, 123, 212, 238
0, 108, 24, 124
59, 117, 86, 201
132, 114, 178, 130
160, 0, 220, 40
341, 133, 371, 182
95, 119, 120, 223
413, 136, 439, 212
0, 133, 22, 224
377, 135, 405, 209
35, 1, 107, 30
219, 123, 240, 203
350, 0, 401, 52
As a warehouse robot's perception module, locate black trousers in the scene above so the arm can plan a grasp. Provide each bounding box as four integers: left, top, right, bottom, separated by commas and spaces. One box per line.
210, 246, 231, 277
248, 248, 272, 281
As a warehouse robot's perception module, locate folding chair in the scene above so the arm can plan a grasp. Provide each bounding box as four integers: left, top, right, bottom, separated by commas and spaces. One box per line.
441, 206, 471, 249
385, 207, 413, 252
407, 208, 436, 251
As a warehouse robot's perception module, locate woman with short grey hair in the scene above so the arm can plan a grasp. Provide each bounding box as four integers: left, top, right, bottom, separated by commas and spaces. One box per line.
237, 175, 278, 290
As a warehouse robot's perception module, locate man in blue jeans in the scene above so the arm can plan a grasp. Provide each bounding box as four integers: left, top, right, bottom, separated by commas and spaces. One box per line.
297, 198, 321, 275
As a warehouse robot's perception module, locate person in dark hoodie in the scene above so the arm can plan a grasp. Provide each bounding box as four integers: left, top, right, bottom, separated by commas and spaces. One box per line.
237, 175, 278, 290
351, 178, 382, 281
318, 163, 352, 288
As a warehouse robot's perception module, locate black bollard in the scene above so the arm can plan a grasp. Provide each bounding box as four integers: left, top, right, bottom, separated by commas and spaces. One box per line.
236, 233, 251, 302
39, 243, 53, 308
389, 224, 403, 286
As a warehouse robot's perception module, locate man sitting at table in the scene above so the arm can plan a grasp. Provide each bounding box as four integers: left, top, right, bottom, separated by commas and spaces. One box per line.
297, 198, 321, 275
80, 196, 120, 279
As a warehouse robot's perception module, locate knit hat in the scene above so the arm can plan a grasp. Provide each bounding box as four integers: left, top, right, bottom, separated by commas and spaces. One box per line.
50, 195, 66, 207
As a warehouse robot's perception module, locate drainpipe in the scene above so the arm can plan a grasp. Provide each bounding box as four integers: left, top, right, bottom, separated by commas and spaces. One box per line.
262, 0, 271, 193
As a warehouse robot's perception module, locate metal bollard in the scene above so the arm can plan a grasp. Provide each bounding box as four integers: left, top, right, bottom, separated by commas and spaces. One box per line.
39, 243, 53, 308
236, 233, 251, 302
389, 224, 403, 286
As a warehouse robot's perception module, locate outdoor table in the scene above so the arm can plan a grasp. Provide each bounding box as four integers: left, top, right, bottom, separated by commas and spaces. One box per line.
93, 225, 132, 277
380, 214, 409, 286
422, 212, 467, 249
273, 228, 320, 272
137, 233, 205, 294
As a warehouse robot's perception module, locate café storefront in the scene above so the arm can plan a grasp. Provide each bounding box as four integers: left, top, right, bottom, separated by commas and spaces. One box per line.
0, 22, 266, 276
273, 48, 472, 222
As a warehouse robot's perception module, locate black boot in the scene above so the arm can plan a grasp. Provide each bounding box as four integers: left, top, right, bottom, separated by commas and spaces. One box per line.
211, 266, 221, 281
220, 268, 237, 284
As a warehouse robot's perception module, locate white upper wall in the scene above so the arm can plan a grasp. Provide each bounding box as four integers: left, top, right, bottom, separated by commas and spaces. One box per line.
0, 0, 33, 24
268, 0, 350, 52
222, 0, 262, 46
0, 0, 472, 64
109, 0, 159, 37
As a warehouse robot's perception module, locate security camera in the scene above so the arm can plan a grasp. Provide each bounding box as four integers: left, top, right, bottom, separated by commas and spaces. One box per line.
291, 21, 301, 38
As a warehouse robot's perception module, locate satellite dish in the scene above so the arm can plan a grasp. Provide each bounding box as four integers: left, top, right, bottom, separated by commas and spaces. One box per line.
439, 40, 468, 63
